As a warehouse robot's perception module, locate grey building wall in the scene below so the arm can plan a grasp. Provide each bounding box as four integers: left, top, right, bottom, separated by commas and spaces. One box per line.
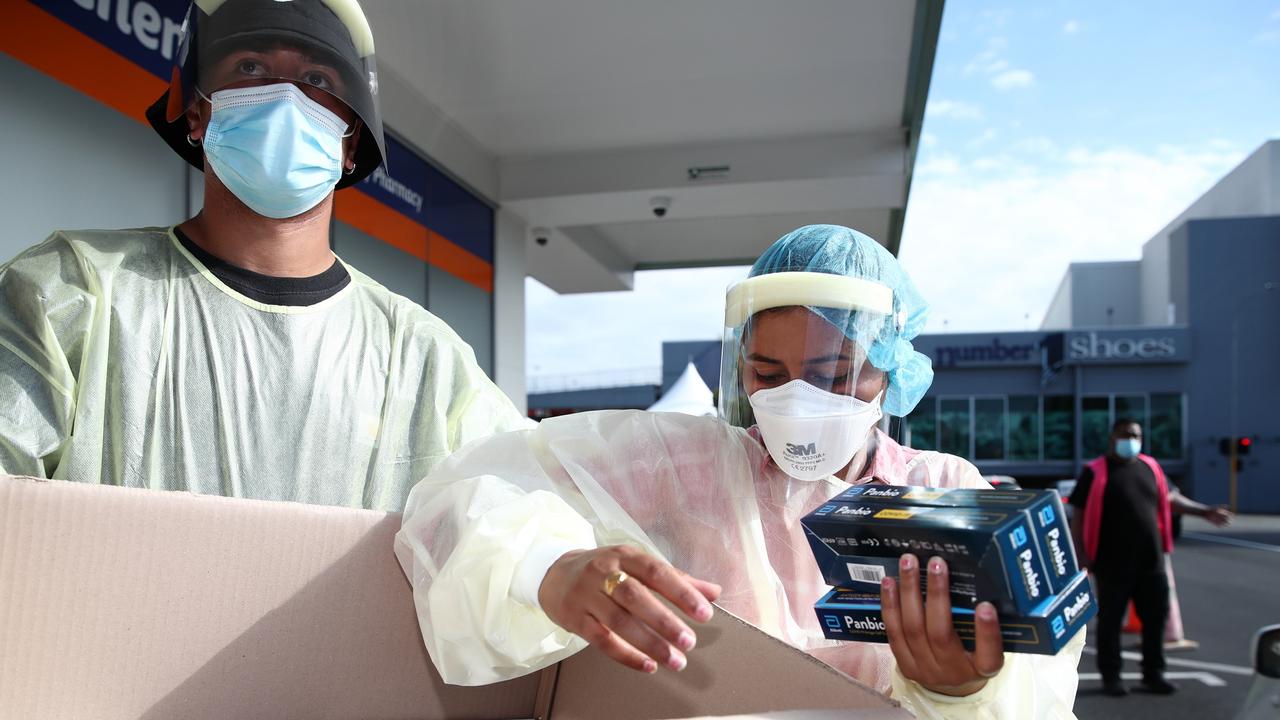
1041, 272, 1073, 329
662, 340, 723, 393
1068, 262, 1142, 327
333, 222, 428, 309
0, 52, 189, 265
529, 384, 658, 412
1183, 215, 1280, 512
428, 266, 494, 375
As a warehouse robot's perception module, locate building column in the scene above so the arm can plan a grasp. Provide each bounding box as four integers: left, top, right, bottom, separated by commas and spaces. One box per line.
493, 207, 528, 414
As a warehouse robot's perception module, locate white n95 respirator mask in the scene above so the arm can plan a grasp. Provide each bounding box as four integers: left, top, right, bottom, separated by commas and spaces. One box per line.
748, 379, 883, 481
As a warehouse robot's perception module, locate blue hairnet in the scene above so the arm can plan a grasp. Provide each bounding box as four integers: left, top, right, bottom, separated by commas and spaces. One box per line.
747, 224, 933, 416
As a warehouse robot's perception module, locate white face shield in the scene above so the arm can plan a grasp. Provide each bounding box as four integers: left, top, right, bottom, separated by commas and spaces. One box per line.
719, 272, 895, 480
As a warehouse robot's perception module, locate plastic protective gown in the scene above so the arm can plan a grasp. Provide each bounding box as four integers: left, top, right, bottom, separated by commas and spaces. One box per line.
396, 411, 1084, 718
0, 228, 528, 510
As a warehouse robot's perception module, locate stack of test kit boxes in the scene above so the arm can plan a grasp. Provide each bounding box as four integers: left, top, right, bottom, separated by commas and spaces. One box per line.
802, 485, 1095, 655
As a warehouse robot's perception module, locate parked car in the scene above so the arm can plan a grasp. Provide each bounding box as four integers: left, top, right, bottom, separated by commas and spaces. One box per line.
1235, 624, 1280, 720
983, 475, 1020, 489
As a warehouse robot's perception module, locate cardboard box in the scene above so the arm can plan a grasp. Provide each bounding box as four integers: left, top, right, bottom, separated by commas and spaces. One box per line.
802, 499, 1054, 615
0, 476, 907, 720
813, 571, 1097, 655
834, 486, 1079, 595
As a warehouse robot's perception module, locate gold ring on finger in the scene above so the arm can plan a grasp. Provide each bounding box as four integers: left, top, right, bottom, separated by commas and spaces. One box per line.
603, 570, 628, 597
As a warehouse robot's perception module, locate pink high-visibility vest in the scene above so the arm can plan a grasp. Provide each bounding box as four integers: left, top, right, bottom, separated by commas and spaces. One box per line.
1081, 454, 1174, 564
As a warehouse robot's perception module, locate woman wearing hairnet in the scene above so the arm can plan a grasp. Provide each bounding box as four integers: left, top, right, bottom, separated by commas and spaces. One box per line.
396, 225, 1084, 717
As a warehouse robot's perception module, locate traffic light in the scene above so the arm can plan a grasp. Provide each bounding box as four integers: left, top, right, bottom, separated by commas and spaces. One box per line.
1238, 437, 1253, 456
1219, 437, 1256, 456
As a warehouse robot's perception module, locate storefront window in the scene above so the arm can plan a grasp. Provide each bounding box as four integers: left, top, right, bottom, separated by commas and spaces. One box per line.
1008, 396, 1040, 461
905, 398, 937, 451
1149, 394, 1184, 459
939, 398, 971, 458
1082, 396, 1111, 459
1043, 396, 1075, 461
1115, 395, 1148, 436
974, 398, 1005, 460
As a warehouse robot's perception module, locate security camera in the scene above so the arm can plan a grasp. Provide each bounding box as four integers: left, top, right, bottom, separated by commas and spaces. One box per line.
532, 227, 550, 246
650, 196, 672, 218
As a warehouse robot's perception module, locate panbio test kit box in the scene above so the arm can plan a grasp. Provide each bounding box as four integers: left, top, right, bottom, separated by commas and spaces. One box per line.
836, 486, 1079, 596
814, 571, 1096, 655
802, 498, 1056, 615
0, 476, 909, 720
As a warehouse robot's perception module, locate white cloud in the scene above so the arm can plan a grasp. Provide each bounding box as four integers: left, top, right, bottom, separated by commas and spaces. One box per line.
898, 142, 1245, 333
963, 37, 1008, 76
1063, 20, 1081, 35
926, 99, 985, 121
969, 128, 1000, 147
991, 69, 1035, 90
921, 131, 939, 147
963, 36, 1033, 91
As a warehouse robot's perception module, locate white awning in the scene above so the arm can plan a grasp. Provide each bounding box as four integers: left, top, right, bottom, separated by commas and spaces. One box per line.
647, 362, 717, 417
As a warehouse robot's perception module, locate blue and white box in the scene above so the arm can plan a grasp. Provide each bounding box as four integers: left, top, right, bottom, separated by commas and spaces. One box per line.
814, 570, 1096, 655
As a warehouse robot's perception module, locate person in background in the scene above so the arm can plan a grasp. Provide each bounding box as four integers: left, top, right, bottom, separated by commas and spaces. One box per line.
398, 225, 1085, 719
0, 0, 526, 509
1069, 418, 1232, 697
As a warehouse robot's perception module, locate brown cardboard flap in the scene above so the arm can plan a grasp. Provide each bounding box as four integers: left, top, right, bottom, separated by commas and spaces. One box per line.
0, 476, 906, 720
0, 476, 538, 720
548, 607, 907, 720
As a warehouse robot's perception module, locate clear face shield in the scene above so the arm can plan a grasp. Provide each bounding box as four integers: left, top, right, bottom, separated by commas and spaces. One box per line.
719, 272, 894, 481
150, 0, 386, 189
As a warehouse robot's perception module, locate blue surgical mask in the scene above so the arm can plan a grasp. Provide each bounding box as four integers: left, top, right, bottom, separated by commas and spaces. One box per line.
1115, 438, 1142, 459
202, 83, 350, 219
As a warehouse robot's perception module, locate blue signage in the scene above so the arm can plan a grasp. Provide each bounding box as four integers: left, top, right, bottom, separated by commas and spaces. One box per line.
31, 0, 189, 82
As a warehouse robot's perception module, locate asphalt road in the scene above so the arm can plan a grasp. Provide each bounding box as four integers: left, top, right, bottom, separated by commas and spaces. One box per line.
1072, 515, 1280, 720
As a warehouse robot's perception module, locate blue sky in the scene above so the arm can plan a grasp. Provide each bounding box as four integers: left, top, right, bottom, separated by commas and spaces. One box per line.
526, 1, 1280, 384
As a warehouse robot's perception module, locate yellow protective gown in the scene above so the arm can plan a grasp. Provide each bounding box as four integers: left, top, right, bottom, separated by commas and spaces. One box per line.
0, 228, 528, 510
396, 410, 1084, 718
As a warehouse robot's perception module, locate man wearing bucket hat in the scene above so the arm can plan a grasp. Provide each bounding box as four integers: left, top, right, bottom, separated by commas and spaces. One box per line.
397, 225, 1084, 717
0, 0, 526, 510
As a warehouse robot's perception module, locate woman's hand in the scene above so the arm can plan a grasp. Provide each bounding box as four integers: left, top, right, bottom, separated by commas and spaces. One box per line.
539, 545, 722, 674
881, 554, 1004, 697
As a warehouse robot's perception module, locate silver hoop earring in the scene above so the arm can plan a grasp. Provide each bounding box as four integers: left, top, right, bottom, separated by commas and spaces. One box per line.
344, 164, 356, 176
186, 133, 201, 147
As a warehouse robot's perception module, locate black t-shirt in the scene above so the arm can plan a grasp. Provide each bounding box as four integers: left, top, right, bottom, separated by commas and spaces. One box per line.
1069, 458, 1163, 575
174, 227, 351, 307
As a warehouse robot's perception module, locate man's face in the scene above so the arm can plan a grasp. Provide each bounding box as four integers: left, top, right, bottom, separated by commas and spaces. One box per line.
185, 43, 363, 177
203, 43, 356, 123
1111, 422, 1143, 448
742, 306, 885, 402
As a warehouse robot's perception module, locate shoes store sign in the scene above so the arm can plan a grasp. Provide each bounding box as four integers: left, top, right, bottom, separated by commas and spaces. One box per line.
922, 328, 1190, 369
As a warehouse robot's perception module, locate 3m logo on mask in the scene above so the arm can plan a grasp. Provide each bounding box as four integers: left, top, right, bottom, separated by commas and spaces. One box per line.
786, 442, 818, 457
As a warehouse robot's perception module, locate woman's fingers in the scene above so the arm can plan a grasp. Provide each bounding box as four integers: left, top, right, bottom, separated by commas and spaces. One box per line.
896, 553, 942, 676
924, 557, 967, 658
590, 594, 687, 671
971, 602, 1005, 678
578, 615, 658, 674
607, 567, 699, 653
618, 548, 714, 623
880, 576, 919, 680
